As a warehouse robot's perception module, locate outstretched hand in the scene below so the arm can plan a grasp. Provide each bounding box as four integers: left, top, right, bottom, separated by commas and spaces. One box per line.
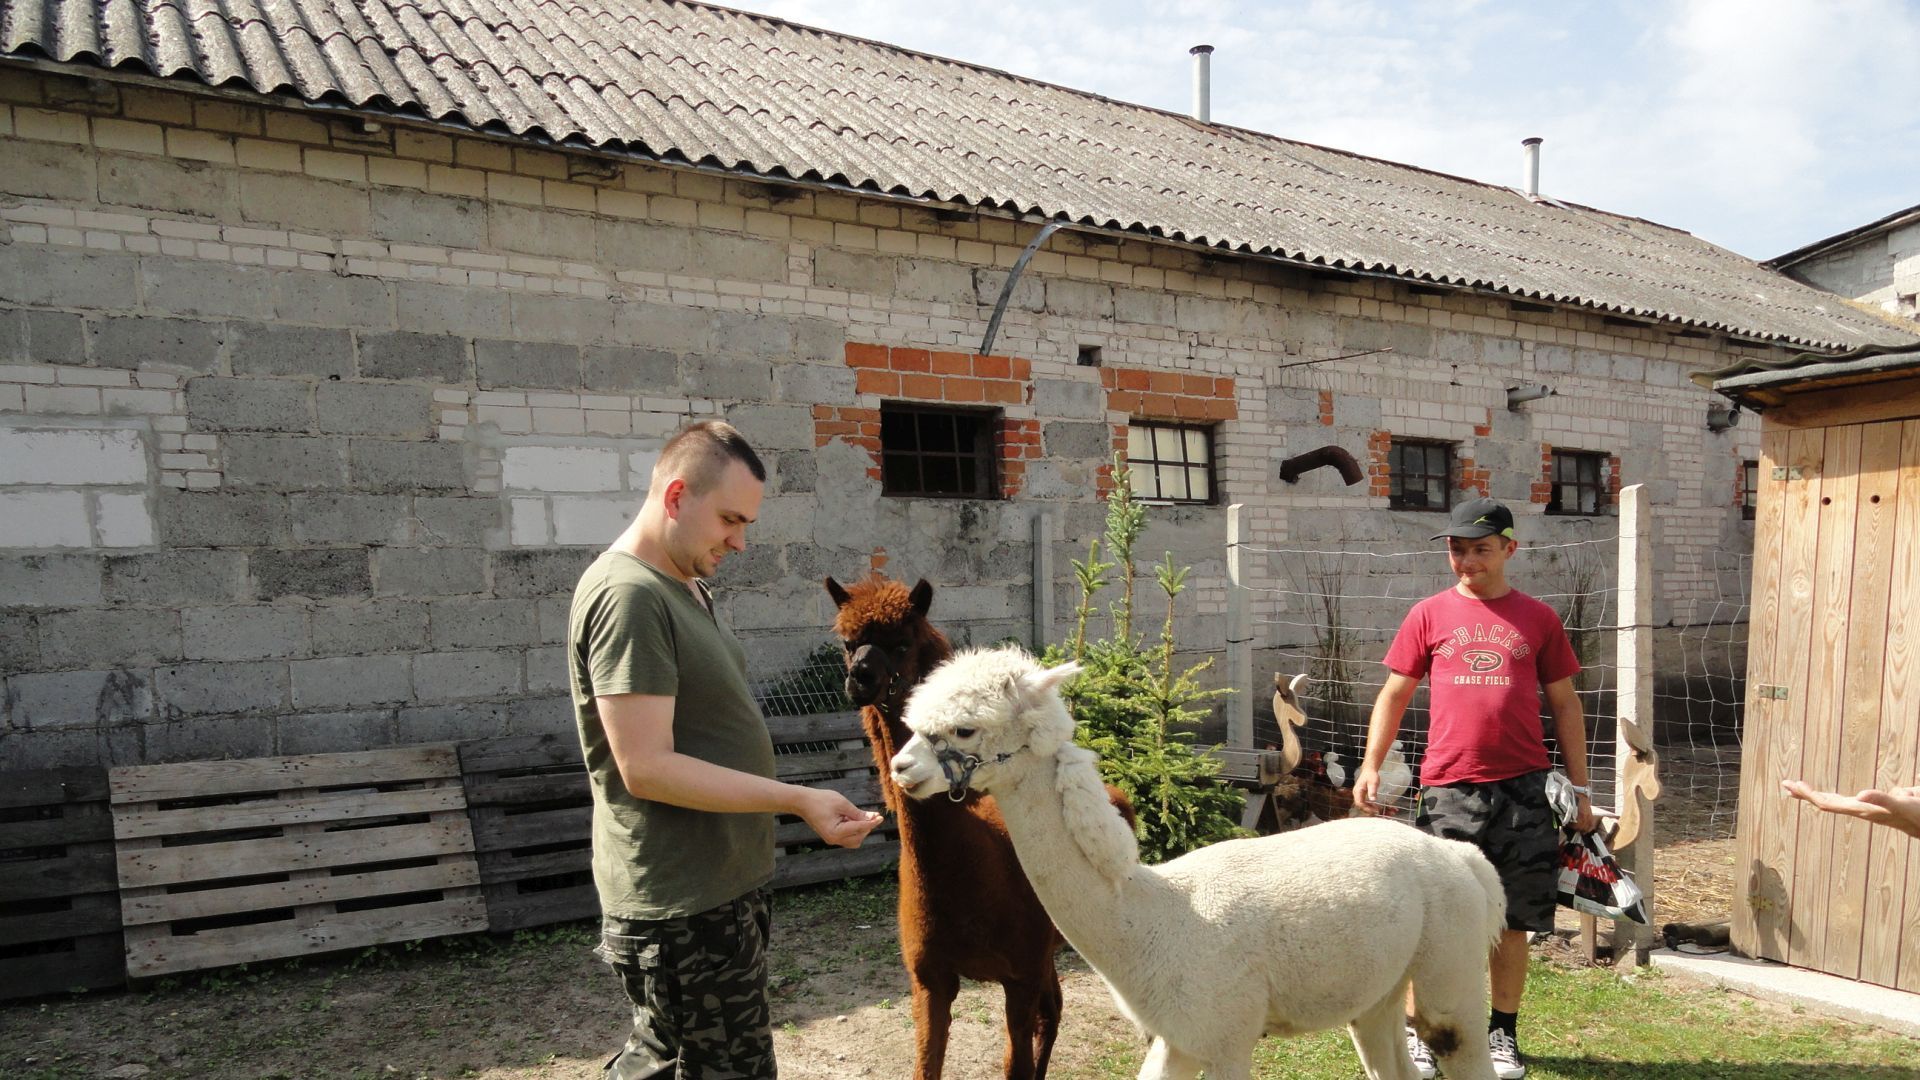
1783, 779, 1920, 839
798, 788, 884, 849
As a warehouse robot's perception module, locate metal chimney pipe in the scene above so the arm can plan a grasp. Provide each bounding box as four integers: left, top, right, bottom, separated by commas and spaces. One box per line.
1190, 45, 1214, 122
1522, 136, 1542, 198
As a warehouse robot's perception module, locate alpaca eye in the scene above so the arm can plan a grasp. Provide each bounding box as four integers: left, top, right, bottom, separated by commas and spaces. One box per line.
954, 727, 977, 740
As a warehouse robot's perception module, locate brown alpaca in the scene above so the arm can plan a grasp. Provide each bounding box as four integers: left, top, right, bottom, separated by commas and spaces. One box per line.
825, 575, 1132, 1080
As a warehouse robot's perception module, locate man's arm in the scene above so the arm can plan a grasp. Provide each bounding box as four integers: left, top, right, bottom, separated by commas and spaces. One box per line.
1354, 671, 1421, 815
598, 693, 881, 848
1543, 676, 1598, 833
1783, 780, 1920, 839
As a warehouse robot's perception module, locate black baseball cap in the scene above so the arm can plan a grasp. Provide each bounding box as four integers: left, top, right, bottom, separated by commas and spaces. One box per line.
1431, 497, 1515, 541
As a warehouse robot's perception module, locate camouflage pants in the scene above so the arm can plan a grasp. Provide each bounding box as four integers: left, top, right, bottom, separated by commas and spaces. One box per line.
594, 888, 775, 1080
1416, 770, 1560, 932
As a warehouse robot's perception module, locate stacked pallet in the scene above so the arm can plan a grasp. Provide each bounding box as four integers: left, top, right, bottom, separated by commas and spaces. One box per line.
767, 710, 898, 888
0, 767, 125, 1000
458, 734, 596, 932
109, 748, 487, 979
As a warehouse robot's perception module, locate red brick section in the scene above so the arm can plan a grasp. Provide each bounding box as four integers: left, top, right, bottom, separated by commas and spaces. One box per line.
1365, 430, 1393, 498
1319, 391, 1336, 426
823, 344, 1037, 493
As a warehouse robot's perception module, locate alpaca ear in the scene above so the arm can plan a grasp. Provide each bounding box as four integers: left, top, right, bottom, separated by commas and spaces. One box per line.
825, 576, 852, 608
908, 579, 934, 617
1020, 661, 1082, 700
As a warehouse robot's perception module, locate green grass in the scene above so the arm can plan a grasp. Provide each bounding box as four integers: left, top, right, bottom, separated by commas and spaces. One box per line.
1082, 960, 1920, 1079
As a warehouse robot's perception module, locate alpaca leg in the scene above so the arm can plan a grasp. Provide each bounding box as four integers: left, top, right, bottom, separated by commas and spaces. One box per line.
1136, 1036, 1202, 1080
911, 969, 960, 1080
1348, 986, 1417, 1080
1411, 947, 1497, 1079
1031, 967, 1062, 1079
996, 973, 1057, 1080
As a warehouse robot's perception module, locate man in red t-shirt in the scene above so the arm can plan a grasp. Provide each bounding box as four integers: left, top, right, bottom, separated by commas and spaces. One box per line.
1354, 497, 1597, 1080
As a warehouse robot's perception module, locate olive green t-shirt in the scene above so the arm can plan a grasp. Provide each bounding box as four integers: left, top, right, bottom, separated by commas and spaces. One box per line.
568, 550, 776, 920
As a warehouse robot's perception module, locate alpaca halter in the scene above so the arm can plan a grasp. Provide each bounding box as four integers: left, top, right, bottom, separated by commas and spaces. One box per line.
930, 738, 1026, 801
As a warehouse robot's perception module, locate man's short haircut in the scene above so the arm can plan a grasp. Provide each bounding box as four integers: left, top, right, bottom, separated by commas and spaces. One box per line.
654, 420, 766, 495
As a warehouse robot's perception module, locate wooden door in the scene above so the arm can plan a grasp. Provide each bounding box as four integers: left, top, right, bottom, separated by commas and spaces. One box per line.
1732, 418, 1920, 990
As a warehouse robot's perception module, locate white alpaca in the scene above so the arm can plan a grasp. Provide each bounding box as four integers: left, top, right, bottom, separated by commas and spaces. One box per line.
894, 647, 1507, 1080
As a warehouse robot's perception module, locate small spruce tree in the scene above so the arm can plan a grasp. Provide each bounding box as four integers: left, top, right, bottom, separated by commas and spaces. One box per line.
1042, 456, 1245, 863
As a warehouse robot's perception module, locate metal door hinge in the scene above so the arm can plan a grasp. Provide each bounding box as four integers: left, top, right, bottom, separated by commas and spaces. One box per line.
1757, 684, 1789, 701
1772, 467, 1804, 481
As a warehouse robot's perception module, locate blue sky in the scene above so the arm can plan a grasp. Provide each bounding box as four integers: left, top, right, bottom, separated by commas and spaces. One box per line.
718, 0, 1920, 261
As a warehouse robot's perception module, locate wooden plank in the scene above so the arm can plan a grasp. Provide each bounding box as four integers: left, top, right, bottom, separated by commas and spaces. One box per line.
456, 734, 582, 775
111, 785, 467, 840
764, 711, 865, 746
1731, 428, 1789, 957
0, 767, 110, 809
0, 800, 116, 847
111, 747, 459, 804
0, 851, 119, 903
1753, 427, 1826, 960
0, 891, 121, 948
771, 840, 899, 890
483, 880, 600, 932
120, 860, 482, 927
124, 892, 487, 979
772, 746, 874, 779
1821, 421, 1903, 980
469, 806, 591, 852
1886, 420, 1920, 992
1790, 424, 1860, 973
476, 846, 591, 883
116, 818, 476, 889
463, 771, 590, 807
1766, 378, 1920, 431
0, 934, 125, 1001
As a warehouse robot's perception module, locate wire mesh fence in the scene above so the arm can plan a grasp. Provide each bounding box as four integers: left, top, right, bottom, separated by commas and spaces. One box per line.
1244, 534, 1622, 821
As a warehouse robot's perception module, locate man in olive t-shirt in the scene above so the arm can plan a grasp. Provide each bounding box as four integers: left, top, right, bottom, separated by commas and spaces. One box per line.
568, 421, 881, 1080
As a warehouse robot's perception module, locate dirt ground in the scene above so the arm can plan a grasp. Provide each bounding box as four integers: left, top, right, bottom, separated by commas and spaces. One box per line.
0, 870, 1718, 1080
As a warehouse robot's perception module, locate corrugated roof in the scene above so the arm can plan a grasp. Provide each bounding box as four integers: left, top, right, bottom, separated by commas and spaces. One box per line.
5, 0, 1917, 352
1764, 202, 1920, 271
1696, 340, 1920, 399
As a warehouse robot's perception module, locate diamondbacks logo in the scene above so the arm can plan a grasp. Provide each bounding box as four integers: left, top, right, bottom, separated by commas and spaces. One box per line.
1463, 650, 1504, 673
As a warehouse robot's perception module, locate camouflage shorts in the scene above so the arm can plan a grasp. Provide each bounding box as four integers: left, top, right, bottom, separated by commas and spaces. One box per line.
594, 888, 775, 1080
1416, 770, 1560, 932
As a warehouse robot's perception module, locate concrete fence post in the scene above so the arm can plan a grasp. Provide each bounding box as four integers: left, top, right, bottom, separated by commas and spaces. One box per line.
1614, 483, 1659, 964
1226, 503, 1253, 749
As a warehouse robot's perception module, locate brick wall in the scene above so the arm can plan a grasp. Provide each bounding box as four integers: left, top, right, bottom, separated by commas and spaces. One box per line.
0, 66, 1771, 766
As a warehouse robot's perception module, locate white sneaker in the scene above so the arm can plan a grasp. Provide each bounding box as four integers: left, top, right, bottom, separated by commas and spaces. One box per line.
1488, 1027, 1525, 1080
1405, 1026, 1437, 1079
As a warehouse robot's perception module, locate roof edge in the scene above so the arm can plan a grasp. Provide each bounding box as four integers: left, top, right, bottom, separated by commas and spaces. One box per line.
1764, 202, 1920, 270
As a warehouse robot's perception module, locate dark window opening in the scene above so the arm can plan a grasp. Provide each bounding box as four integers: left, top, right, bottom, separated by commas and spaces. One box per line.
1548, 450, 1608, 516
1076, 344, 1103, 367
880, 405, 998, 499
1743, 459, 1759, 521
1125, 421, 1214, 504
1389, 439, 1453, 511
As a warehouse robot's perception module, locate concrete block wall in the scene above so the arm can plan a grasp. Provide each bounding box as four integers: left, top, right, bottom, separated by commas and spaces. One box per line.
1784, 219, 1920, 323
0, 67, 1774, 766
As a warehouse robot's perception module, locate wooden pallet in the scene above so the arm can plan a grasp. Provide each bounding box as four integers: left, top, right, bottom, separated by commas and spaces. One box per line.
768, 711, 899, 887
458, 734, 596, 933
109, 748, 486, 979
0, 767, 126, 999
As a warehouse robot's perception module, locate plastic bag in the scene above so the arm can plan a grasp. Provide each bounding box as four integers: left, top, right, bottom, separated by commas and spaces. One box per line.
1543, 771, 1649, 925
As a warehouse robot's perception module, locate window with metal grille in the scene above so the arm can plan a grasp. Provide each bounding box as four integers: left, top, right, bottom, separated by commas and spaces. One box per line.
1389, 438, 1453, 511
1548, 449, 1608, 516
880, 404, 999, 498
1125, 421, 1214, 503
1743, 459, 1759, 520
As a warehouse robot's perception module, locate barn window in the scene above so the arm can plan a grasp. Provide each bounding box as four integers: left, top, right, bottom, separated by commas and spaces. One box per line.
1125, 421, 1214, 503
1389, 438, 1453, 511
1548, 450, 1608, 516
1743, 459, 1759, 520
880, 404, 999, 498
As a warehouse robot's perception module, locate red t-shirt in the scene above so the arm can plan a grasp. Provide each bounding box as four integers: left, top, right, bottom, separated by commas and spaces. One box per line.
1383, 587, 1580, 786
